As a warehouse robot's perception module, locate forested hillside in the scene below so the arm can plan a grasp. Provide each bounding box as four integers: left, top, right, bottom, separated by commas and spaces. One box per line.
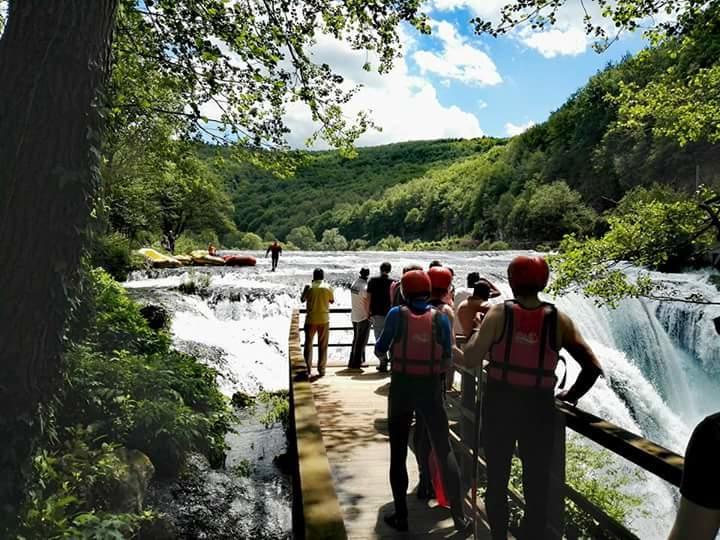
219, 12, 720, 250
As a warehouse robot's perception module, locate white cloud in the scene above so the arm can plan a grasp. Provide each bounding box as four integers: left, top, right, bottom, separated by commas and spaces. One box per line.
505, 120, 535, 136
283, 33, 485, 148
477, 99, 488, 110
413, 20, 502, 86
520, 27, 588, 58
428, 0, 624, 58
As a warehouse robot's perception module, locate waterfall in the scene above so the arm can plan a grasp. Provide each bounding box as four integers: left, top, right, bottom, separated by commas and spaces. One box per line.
124, 251, 720, 539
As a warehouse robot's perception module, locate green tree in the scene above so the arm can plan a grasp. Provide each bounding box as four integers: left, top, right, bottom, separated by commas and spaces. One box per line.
376, 235, 404, 251
0, 0, 429, 527
549, 186, 720, 306
319, 228, 349, 251
287, 226, 318, 250
238, 233, 264, 250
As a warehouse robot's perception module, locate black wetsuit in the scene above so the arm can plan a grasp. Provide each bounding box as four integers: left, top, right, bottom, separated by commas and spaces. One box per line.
266, 244, 282, 271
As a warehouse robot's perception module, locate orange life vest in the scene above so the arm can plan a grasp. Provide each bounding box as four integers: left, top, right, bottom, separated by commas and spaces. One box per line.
391, 306, 446, 376
487, 300, 560, 389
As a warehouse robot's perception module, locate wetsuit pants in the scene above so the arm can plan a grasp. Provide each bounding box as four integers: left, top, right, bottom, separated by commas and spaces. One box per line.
388, 373, 464, 521
483, 383, 556, 540
349, 319, 370, 368
304, 323, 329, 375
271, 254, 279, 271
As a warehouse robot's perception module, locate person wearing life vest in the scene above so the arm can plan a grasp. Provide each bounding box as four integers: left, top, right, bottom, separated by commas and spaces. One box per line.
375, 270, 470, 533
390, 264, 423, 307
459, 255, 602, 540
428, 266, 463, 390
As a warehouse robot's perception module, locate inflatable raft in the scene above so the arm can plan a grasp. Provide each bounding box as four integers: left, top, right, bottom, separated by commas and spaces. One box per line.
137, 248, 182, 268
174, 254, 193, 266
223, 255, 257, 267
190, 250, 226, 266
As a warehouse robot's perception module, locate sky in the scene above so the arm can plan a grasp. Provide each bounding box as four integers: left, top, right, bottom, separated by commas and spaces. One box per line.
282, 0, 648, 148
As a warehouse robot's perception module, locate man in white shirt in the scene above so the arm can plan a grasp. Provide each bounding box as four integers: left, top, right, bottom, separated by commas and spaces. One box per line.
349, 267, 371, 368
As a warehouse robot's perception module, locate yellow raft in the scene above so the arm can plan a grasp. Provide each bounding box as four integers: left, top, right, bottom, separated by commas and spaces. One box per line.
174, 255, 193, 266
137, 248, 182, 268
190, 250, 226, 266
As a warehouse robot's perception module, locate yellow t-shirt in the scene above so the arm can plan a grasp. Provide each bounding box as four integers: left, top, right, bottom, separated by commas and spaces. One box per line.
304, 281, 334, 325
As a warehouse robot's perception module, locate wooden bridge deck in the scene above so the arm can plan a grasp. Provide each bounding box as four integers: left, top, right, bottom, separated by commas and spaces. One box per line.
311, 365, 492, 539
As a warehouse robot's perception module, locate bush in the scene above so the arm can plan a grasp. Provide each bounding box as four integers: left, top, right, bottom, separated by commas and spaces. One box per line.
349, 238, 370, 251
17, 427, 153, 539
257, 391, 290, 430
237, 232, 264, 250
488, 240, 511, 250
319, 228, 348, 251
375, 234, 404, 251
88, 232, 133, 281
286, 226, 317, 250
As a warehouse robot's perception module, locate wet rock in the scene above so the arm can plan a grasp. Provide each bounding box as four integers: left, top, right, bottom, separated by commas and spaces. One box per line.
140, 304, 170, 330
139, 513, 178, 540
232, 391, 254, 409
106, 448, 155, 513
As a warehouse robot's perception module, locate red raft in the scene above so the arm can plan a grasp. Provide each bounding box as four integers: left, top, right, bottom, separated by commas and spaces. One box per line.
222, 255, 257, 267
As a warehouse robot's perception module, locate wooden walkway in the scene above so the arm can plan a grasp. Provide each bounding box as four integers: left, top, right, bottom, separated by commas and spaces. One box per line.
311, 366, 492, 539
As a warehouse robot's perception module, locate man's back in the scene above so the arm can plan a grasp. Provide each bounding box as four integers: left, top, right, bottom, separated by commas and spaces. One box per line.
367, 275, 393, 316
304, 281, 334, 324
350, 277, 369, 322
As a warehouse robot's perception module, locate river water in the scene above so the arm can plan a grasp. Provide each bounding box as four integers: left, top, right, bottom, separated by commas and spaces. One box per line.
125, 250, 720, 539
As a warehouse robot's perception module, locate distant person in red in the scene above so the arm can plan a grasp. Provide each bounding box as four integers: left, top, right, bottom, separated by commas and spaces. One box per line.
266, 241, 282, 271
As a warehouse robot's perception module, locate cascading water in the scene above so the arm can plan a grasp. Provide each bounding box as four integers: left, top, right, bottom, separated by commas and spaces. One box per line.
125, 250, 720, 539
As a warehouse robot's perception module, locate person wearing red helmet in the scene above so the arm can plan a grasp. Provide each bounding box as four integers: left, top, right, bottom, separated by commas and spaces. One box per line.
459, 255, 602, 540
428, 266, 464, 388
375, 270, 469, 534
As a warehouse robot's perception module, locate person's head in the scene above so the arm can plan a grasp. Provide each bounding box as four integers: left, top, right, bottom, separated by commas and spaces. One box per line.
428, 266, 453, 298
466, 271, 480, 288
312, 268, 324, 281
400, 270, 431, 301
402, 264, 423, 274
507, 255, 549, 297
359, 267, 370, 279
274, 240, 278, 245
428, 260, 442, 269
380, 262, 391, 275
472, 280, 491, 300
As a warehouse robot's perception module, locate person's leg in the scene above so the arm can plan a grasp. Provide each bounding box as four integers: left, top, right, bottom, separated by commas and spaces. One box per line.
482, 389, 519, 540
373, 315, 388, 370
413, 413, 433, 498
517, 397, 556, 539
358, 318, 371, 365
317, 323, 329, 375
388, 378, 414, 527
349, 321, 360, 368
303, 324, 317, 374
418, 381, 464, 523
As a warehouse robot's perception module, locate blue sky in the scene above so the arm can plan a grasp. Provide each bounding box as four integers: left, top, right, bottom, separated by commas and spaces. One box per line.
278, 1, 649, 147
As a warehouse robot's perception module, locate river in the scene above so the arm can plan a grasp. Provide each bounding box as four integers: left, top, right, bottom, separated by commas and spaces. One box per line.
125, 250, 720, 539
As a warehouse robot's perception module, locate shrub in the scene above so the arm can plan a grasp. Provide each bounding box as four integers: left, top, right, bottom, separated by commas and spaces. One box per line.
375, 235, 404, 251
237, 232, 264, 250
257, 391, 290, 430
488, 240, 511, 251
88, 232, 133, 281
349, 238, 370, 251
286, 226, 317, 250
319, 228, 349, 251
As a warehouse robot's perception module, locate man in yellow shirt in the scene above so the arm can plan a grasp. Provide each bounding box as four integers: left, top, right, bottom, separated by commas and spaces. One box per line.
301, 268, 335, 378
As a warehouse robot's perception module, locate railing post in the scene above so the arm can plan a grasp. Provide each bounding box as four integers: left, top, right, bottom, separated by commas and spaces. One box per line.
459, 367, 479, 492
547, 407, 566, 539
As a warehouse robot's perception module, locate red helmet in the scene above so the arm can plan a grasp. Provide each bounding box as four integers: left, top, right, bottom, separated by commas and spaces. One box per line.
401, 270, 432, 299
427, 266, 453, 291
508, 255, 550, 295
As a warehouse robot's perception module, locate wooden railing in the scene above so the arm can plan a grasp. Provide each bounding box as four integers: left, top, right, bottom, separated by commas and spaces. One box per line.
290, 308, 685, 540
288, 310, 347, 539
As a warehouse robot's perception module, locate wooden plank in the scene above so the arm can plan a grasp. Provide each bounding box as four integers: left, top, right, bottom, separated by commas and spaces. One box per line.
288, 311, 348, 540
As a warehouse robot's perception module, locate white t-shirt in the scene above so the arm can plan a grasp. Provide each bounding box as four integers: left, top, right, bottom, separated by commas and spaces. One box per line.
350, 277, 369, 322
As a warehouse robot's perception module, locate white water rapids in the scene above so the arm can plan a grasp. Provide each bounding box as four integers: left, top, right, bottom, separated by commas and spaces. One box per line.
125, 250, 720, 539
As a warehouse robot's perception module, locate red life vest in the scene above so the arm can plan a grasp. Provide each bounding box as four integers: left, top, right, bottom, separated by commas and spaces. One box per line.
487, 300, 560, 389
391, 306, 446, 376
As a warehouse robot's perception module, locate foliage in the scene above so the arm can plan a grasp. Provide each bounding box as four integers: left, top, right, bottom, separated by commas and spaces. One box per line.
256, 391, 290, 431
549, 185, 719, 306
238, 233, 264, 250
506, 437, 644, 538
16, 427, 153, 540
286, 226, 318, 250
87, 232, 133, 282
319, 228, 348, 251
375, 235, 404, 251
349, 239, 370, 251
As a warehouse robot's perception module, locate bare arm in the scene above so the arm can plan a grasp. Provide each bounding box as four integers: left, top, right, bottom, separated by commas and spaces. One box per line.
556, 312, 603, 404
480, 277, 502, 298
300, 285, 310, 303
458, 304, 504, 369
668, 498, 720, 540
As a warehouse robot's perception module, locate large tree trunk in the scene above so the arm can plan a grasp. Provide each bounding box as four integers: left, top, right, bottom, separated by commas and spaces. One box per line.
0, 0, 118, 529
